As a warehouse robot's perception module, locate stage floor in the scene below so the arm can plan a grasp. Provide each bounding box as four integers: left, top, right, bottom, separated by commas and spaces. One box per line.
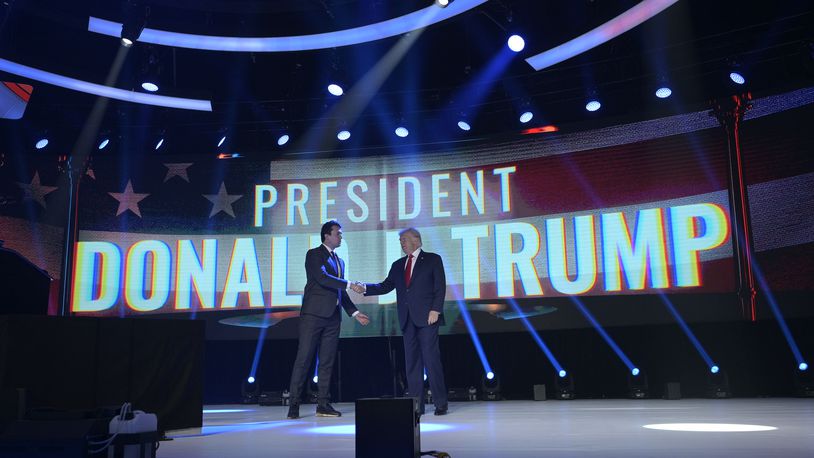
160, 399, 814, 457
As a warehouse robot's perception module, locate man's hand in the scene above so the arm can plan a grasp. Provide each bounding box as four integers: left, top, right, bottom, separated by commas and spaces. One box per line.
428, 311, 440, 325
350, 281, 366, 294
355, 312, 370, 326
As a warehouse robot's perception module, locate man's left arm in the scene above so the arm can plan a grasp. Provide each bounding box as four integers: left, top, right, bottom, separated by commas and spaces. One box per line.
428, 255, 446, 325
431, 255, 446, 313
342, 289, 370, 325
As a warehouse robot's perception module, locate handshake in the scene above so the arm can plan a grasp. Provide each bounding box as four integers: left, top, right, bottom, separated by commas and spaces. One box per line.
349, 281, 366, 294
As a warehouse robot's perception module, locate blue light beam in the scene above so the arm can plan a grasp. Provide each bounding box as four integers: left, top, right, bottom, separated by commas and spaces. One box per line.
455, 300, 493, 375
750, 260, 808, 369
569, 297, 637, 373
506, 299, 565, 374
659, 294, 716, 369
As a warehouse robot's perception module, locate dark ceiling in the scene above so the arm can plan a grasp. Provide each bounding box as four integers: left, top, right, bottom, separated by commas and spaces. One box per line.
0, 0, 812, 158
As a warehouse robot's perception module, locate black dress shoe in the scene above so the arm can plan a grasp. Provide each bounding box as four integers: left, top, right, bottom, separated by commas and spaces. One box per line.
433, 406, 448, 416
287, 404, 300, 419
316, 403, 341, 417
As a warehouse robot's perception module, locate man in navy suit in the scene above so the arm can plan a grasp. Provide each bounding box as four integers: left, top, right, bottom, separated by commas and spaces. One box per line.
356, 228, 448, 415
287, 220, 369, 419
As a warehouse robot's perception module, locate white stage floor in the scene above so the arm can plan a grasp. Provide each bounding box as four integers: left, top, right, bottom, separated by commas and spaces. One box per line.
160, 399, 814, 458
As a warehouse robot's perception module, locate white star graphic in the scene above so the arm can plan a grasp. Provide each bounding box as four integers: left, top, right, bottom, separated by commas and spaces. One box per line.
108, 180, 150, 217
203, 182, 242, 218
16, 171, 58, 208
163, 163, 193, 182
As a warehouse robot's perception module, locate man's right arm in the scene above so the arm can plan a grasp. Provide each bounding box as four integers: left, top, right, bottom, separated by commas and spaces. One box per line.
363, 262, 397, 296
305, 249, 347, 290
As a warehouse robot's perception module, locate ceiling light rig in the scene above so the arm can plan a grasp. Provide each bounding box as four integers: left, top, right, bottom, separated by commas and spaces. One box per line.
120, 0, 148, 48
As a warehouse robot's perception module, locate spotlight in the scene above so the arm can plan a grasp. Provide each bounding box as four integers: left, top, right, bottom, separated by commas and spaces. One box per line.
277, 133, 290, 146
337, 130, 351, 141
655, 87, 672, 99
98, 138, 110, 150
154, 137, 164, 150
395, 126, 409, 138
457, 120, 471, 131
794, 364, 814, 397
141, 82, 158, 92
481, 372, 501, 401
306, 376, 319, 404
705, 368, 731, 398
241, 377, 259, 404
519, 111, 533, 123
729, 72, 746, 85
35, 138, 49, 149
217, 135, 227, 148
120, 1, 148, 47
585, 100, 601, 112
628, 369, 649, 399
435, 0, 451, 8
327, 83, 344, 96
312, 375, 319, 384
507, 35, 525, 53
555, 370, 575, 400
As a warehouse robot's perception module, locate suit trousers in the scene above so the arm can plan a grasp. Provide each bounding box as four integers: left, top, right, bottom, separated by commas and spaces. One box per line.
402, 318, 448, 411
288, 309, 341, 405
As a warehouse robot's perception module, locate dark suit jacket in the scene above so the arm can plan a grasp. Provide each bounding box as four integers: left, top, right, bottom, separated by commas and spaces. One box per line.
365, 250, 446, 328
301, 245, 358, 318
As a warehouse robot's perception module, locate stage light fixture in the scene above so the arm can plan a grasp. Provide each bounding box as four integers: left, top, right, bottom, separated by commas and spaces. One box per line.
120, 1, 148, 48
337, 130, 351, 141
435, 0, 451, 8
35, 138, 49, 149
794, 364, 814, 397
655, 87, 672, 98
395, 126, 409, 138
705, 368, 731, 398
241, 377, 259, 404
277, 133, 290, 146
555, 370, 575, 400
141, 82, 158, 92
585, 100, 601, 112
306, 377, 319, 404
519, 111, 533, 123
481, 372, 501, 401
98, 138, 110, 150
729, 72, 746, 85
457, 120, 471, 131
154, 137, 164, 150
217, 135, 227, 148
327, 83, 344, 96
508, 34, 525, 52
627, 369, 649, 399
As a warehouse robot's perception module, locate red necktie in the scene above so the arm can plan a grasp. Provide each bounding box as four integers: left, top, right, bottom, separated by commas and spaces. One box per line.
404, 254, 414, 287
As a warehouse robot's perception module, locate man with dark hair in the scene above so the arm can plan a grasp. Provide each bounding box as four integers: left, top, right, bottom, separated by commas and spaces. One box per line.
354, 227, 448, 416
287, 220, 369, 419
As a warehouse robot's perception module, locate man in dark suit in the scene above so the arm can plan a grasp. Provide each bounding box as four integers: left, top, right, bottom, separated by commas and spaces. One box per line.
355, 227, 448, 415
287, 220, 369, 419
